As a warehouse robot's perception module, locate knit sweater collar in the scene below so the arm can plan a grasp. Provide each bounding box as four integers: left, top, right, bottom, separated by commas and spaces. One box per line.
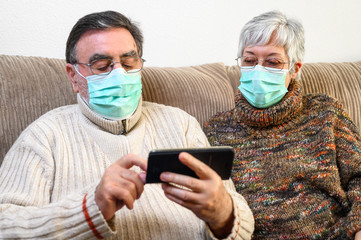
235, 79, 303, 128
77, 94, 142, 135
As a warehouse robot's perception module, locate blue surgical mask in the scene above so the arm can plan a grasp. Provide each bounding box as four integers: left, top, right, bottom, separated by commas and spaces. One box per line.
83, 68, 142, 119
238, 65, 288, 108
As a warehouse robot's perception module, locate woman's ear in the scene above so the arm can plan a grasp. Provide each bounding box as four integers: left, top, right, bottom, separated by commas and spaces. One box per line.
290, 61, 302, 79
66, 63, 79, 93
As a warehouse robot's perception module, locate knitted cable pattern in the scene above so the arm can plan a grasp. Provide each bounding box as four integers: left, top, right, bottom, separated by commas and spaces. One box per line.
204, 79, 361, 239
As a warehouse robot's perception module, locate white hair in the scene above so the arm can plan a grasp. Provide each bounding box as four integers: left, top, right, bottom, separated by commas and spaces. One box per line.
237, 11, 305, 78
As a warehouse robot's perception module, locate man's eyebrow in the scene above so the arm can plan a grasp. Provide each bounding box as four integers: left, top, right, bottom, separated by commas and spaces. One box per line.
120, 50, 137, 58
87, 50, 138, 63
88, 54, 111, 63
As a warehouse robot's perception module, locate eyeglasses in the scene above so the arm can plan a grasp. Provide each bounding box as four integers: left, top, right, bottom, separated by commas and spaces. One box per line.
236, 56, 288, 72
76, 57, 145, 75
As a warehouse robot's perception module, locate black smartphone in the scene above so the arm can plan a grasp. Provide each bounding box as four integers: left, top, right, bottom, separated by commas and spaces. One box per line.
146, 146, 234, 183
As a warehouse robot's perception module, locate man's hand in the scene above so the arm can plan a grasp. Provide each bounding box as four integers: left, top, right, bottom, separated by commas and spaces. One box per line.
355, 231, 361, 240
95, 153, 147, 220
160, 152, 234, 238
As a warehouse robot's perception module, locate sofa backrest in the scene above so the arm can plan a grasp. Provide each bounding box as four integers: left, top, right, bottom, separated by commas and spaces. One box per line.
0, 55, 75, 165
1, 54, 360, 164
0, 55, 235, 163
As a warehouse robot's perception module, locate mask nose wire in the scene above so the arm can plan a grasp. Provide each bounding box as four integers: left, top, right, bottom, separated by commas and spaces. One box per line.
254, 60, 269, 70
111, 61, 124, 70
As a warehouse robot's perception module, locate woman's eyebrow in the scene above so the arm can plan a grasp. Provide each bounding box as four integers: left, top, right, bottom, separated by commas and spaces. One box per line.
243, 51, 255, 55
267, 52, 283, 58
243, 51, 284, 59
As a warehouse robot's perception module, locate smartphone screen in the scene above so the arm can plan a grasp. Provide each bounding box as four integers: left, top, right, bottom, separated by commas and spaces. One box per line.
146, 146, 234, 183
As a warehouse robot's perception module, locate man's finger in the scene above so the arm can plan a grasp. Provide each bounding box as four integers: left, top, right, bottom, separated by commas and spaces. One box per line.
112, 186, 136, 209
178, 152, 218, 180
160, 172, 203, 192
119, 169, 144, 199
162, 182, 200, 204
117, 153, 147, 171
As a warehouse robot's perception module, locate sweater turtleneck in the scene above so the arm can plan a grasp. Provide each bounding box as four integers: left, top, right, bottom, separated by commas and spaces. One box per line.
77, 94, 142, 135
234, 79, 303, 128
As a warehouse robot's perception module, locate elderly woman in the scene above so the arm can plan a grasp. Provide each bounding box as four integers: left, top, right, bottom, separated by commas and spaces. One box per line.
203, 11, 361, 239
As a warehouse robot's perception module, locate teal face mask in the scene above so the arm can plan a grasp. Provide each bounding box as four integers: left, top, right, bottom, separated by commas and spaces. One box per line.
85, 68, 142, 119
238, 65, 288, 108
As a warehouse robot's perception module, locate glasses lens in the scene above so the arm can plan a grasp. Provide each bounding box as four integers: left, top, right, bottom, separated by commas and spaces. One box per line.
89, 57, 144, 75
121, 57, 143, 73
241, 57, 257, 67
264, 58, 284, 70
90, 59, 113, 75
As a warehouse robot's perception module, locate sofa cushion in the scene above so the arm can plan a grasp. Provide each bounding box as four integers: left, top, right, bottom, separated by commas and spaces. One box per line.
301, 61, 361, 132
0, 55, 235, 163
141, 63, 235, 125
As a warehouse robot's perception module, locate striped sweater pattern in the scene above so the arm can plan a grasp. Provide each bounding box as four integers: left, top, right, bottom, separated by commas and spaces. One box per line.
203, 79, 361, 239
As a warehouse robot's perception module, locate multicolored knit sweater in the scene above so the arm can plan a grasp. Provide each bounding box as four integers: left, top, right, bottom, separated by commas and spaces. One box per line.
203, 79, 361, 239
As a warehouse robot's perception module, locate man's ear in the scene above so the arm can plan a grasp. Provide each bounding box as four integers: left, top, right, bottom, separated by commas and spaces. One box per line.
66, 63, 79, 93
290, 61, 302, 79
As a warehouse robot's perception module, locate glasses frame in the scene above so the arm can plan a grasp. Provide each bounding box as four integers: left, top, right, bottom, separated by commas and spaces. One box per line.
235, 56, 289, 72
76, 57, 146, 76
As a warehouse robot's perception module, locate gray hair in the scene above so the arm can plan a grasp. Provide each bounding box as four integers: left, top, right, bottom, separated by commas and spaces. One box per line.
66, 11, 143, 64
237, 11, 305, 76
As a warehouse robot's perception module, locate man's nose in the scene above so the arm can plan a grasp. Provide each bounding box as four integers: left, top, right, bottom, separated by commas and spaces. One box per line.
112, 61, 123, 69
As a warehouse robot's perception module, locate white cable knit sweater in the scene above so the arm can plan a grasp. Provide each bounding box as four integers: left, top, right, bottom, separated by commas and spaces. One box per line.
0, 95, 254, 239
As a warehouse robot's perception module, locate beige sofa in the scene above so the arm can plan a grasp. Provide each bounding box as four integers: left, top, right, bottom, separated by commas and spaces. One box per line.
1, 54, 360, 165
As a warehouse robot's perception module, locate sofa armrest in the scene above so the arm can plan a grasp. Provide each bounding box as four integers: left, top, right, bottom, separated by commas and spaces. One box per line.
0, 55, 76, 163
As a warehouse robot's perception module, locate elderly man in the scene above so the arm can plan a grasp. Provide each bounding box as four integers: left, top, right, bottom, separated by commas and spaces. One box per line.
0, 11, 254, 239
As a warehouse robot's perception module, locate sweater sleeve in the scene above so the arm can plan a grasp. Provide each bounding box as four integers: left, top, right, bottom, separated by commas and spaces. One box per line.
187, 115, 255, 240
186, 115, 211, 148
332, 105, 361, 237
210, 180, 255, 240
0, 127, 114, 239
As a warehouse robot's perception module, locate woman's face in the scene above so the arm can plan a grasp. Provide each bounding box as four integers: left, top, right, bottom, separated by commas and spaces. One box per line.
242, 43, 301, 88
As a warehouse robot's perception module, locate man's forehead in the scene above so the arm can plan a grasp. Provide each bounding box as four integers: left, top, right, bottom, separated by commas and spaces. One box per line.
76, 28, 138, 61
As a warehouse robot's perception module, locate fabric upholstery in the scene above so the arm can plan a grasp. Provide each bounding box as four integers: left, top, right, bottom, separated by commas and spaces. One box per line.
0, 55, 75, 163
301, 61, 361, 131
0, 55, 235, 163
0, 54, 360, 164
141, 63, 235, 125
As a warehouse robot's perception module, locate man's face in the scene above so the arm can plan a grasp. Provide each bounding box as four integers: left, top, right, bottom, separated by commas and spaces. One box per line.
66, 28, 139, 102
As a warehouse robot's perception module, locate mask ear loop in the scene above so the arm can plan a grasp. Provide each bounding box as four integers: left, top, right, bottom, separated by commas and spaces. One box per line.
288, 61, 301, 81
288, 61, 296, 74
